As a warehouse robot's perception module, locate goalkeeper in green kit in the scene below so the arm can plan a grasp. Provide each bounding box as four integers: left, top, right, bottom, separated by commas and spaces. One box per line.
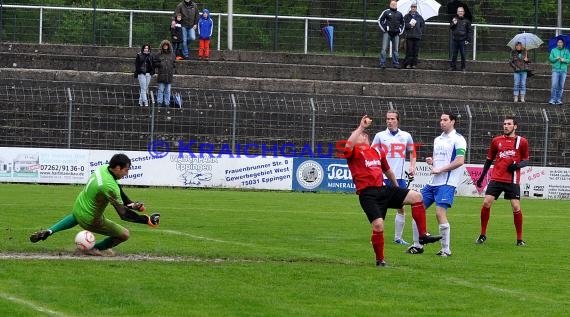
30, 154, 160, 255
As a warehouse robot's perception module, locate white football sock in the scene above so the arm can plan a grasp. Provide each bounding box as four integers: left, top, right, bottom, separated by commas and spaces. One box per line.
411, 219, 421, 248
394, 212, 405, 240
439, 223, 451, 253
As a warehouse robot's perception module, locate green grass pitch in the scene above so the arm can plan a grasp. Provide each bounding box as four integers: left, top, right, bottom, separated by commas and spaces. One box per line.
1, 183, 569, 317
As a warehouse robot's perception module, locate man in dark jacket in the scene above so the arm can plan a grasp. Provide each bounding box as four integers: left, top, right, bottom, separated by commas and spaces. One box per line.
402, 3, 425, 69
155, 40, 176, 107
378, 0, 405, 69
174, 0, 200, 60
449, 6, 472, 71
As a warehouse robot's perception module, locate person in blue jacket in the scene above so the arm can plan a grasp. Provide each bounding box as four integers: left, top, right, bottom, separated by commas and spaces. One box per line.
198, 9, 214, 60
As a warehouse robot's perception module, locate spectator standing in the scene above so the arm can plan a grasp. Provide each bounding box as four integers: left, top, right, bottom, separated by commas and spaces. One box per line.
378, 0, 405, 69
171, 14, 184, 60
548, 38, 570, 105
510, 42, 530, 103
449, 6, 472, 71
198, 9, 214, 60
174, 0, 200, 60
155, 40, 176, 107
402, 3, 425, 69
134, 44, 154, 107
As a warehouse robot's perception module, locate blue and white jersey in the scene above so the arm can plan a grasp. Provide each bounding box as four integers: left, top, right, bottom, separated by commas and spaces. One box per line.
430, 129, 467, 187
372, 128, 414, 180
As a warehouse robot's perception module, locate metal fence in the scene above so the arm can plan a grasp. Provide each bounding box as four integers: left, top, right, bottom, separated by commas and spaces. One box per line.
1, 85, 568, 167
2, 4, 570, 61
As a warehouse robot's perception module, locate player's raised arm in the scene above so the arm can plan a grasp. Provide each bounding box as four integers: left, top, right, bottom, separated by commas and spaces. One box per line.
346, 115, 373, 150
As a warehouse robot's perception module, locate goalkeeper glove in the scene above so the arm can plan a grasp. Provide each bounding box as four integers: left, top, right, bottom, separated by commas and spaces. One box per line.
127, 201, 146, 212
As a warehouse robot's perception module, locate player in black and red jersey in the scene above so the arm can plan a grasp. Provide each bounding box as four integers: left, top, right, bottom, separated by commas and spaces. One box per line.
341, 115, 441, 267
475, 117, 530, 246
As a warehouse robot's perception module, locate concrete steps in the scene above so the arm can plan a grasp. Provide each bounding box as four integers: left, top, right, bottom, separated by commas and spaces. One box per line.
0, 67, 558, 104
0, 40, 558, 103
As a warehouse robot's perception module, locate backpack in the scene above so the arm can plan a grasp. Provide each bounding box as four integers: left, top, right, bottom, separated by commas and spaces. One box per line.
173, 92, 183, 108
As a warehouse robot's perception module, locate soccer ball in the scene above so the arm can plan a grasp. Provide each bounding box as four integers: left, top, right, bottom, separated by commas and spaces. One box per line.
74, 230, 96, 250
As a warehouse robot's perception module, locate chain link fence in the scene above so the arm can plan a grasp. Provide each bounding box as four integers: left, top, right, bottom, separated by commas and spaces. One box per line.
1, 85, 568, 167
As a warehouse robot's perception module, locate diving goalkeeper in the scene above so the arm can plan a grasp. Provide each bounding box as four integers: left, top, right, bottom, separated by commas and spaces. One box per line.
30, 153, 160, 255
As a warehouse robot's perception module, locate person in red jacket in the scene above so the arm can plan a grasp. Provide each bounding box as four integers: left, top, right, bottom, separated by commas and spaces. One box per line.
475, 117, 530, 246
342, 115, 441, 267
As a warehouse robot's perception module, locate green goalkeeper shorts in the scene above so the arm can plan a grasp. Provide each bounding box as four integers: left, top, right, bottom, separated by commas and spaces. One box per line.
73, 212, 127, 238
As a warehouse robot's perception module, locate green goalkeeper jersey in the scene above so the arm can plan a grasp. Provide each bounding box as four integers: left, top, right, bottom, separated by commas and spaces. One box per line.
72, 164, 123, 223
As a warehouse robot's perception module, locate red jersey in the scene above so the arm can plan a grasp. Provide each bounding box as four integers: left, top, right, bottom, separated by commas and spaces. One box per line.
347, 145, 391, 194
487, 135, 529, 184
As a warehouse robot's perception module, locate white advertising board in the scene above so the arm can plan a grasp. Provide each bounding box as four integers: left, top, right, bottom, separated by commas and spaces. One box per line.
0, 147, 292, 190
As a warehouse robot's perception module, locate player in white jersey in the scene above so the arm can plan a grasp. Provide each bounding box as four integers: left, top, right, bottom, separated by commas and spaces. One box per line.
407, 112, 466, 256
372, 110, 417, 246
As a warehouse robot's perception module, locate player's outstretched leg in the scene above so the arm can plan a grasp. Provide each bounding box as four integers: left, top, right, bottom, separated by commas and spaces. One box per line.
30, 214, 78, 243
30, 229, 52, 243
419, 233, 442, 245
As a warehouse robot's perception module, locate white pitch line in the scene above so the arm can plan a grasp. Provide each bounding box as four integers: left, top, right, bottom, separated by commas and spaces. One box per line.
444, 277, 556, 304
158, 229, 257, 247
155, 229, 336, 259
394, 265, 556, 304
0, 291, 71, 317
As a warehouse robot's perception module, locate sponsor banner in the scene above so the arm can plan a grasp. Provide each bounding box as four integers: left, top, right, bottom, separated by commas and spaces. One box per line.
0, 147, 292, 190
2, 147, 569, 199
292, 158, 355, 192
291, 157, 570, 200
0, 148, 90, 183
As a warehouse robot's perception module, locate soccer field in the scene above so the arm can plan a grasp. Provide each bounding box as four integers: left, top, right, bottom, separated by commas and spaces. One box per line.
0, 183, 568, 317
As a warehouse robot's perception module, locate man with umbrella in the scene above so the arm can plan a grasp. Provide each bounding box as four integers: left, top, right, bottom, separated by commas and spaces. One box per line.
402, 2, 425, 69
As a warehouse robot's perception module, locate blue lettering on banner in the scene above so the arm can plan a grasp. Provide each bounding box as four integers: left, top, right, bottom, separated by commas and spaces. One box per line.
292, 158, 355, 192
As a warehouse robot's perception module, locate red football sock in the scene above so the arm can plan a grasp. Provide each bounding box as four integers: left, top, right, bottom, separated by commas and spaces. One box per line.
411, 202, 427, 236
480, 206, 491, 235
371, 230, 384, 261
513, 209, 523, 240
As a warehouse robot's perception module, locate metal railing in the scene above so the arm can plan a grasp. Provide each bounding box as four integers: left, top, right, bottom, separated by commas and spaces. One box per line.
0, 85, 566, 167
2, 4, 570, 59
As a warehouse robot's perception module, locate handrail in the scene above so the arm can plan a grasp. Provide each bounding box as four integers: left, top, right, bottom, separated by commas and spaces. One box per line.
2, 4, 570, 56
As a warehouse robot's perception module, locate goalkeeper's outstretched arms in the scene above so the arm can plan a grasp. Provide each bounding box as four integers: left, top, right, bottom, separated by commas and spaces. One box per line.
109, 195, 160, 228
118, 184, 146, 211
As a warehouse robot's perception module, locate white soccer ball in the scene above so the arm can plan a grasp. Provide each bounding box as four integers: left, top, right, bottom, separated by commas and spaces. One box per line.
74, 230, 96, 250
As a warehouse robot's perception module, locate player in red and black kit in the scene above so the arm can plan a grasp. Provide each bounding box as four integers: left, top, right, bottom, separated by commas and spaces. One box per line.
475, 117, 529, 246
342, 115, 441, 267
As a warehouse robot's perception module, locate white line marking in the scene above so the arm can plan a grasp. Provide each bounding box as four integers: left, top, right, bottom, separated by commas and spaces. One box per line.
0, 291, 71, 317
158, 229, 257, 247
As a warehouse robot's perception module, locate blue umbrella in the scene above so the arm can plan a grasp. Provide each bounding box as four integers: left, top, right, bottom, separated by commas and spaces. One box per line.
548, 34, 570, 52
321, 25, 334, 53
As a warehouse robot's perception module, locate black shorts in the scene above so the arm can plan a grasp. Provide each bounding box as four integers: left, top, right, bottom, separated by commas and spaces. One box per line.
358, 186, 410, 223
485, 180, 521, 200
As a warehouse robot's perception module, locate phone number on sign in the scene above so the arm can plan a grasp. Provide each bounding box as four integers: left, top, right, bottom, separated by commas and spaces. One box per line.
41, 164, 85, 172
